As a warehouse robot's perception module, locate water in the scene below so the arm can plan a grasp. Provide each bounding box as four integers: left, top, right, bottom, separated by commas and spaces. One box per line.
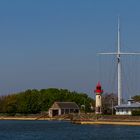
0, 120, 139, 140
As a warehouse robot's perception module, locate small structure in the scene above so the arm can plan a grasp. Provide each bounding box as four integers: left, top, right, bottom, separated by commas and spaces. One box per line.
48, 102, 80, 117
94, 82, 103, 114
115, 99, 140, 115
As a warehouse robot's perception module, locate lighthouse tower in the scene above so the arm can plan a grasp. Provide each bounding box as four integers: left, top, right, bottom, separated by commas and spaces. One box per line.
94, 82, 103, 114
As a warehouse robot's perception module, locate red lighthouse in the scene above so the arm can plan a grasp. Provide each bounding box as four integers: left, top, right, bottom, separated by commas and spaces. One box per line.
94, 82, 103, 114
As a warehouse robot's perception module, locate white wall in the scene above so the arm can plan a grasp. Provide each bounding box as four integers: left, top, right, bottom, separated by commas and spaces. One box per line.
96, 95, 102, 107
116, 109, 132, 115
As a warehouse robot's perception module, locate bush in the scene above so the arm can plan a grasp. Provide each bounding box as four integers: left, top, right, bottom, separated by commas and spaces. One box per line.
132, 110, 140, 116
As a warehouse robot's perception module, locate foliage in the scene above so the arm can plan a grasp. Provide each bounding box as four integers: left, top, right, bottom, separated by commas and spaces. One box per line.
102, 93, 118, 115
132, 110, 140, 116
132, 95, 140, 102
0, 88, 95, 115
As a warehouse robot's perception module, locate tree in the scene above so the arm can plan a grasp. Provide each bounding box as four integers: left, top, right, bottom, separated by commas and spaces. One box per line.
0, 88, 95, 115
102, 93, 118, 115
132, 95, 140, 102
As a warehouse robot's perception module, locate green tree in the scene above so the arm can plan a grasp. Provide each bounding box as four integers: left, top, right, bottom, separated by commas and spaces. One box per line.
132, 95, 140, 102
0, 88, 95, 115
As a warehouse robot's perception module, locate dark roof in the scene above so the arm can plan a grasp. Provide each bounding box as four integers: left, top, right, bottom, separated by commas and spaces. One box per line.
51, 102, 79, 109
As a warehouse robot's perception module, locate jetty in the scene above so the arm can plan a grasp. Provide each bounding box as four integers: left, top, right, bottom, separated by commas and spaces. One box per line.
72, 114, 140, 126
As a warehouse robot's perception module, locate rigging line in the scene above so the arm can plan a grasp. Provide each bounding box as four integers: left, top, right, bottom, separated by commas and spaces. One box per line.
96, 55, 101, 83
130, 56, 135, 95
108, 56, 113, 92
103, 56, 115, 94
121, 57, 132, 99
109, 56, 115, 93
99, 55, 102, 81
126, 56, 136, 97
134, 56, 140, 95
110, 57, 117, 94
99, 56, 106, 90
136, 56, 140, 94
124, 57, 130, 96
106, 56, 112, 93
100, 56, 105, 84
100, 55, 114, 93
137, 57, 140, 94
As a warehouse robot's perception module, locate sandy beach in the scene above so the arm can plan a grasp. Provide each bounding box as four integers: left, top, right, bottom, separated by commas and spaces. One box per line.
73, 120, 140, 126
0, 116, 70, 121
1, 116, 140, 126
0, 116, 38, 120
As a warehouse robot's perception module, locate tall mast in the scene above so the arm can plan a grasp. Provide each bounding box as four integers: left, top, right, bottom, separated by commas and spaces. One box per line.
99, 19, 140, 106
117, 18, 122, 105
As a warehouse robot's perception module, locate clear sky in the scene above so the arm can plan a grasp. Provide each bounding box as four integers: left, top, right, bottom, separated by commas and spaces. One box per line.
0, 0, 140, 99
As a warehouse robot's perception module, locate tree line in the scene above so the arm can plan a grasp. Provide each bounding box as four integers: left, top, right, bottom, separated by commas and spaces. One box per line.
0, 88, 95, 115
0, 87, 139, 115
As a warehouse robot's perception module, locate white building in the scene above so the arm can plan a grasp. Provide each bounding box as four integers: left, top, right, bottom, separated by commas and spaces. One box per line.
115, 99, 140, 115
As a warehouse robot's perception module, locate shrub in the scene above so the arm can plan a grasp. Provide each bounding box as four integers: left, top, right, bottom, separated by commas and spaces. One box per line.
132, 110, 140, 116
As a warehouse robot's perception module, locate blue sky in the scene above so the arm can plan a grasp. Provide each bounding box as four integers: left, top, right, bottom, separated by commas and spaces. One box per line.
0, 0, 140, 99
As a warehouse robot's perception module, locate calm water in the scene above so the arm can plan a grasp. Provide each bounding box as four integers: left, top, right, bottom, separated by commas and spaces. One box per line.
0, 120, 139, 140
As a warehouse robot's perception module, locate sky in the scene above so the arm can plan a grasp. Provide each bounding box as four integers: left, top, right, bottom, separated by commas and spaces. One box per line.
0, 0, 140, 99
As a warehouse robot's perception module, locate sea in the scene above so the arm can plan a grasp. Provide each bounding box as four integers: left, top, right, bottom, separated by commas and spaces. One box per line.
0, 120, 139, 140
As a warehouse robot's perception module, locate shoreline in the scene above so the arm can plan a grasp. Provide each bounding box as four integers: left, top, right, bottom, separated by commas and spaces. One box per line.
72, 120, 140, 126
0, 116, 140, 126
0, 117, 37, 120
0, 116, 70, 121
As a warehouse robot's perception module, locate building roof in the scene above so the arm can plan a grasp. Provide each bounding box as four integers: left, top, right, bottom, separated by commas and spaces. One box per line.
115, 102, 140, 109
50, 102, 79, 109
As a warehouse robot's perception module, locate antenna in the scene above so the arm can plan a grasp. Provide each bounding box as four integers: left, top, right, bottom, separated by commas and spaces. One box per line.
99, 18, 140, 106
